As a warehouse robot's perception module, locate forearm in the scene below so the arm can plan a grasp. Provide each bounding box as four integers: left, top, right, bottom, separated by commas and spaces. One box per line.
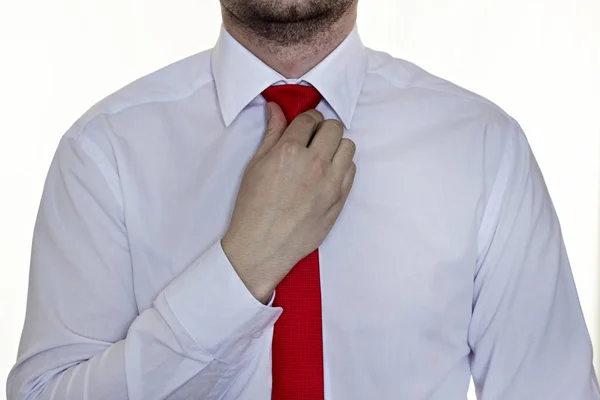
9, 307, 226, 400
8, 240, 282, 400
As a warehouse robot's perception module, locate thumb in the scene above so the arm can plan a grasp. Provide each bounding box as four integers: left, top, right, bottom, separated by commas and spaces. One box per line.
255, 102, 287, 160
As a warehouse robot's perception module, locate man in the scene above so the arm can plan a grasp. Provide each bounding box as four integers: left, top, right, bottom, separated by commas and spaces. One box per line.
7, 0, 600, 399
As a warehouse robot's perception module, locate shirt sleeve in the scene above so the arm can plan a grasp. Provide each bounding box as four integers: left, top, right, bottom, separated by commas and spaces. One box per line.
6, 115, 282, 400
469, 121, 600, 399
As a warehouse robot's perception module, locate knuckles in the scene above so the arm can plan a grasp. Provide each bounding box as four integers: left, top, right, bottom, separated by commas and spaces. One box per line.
280, 140, 303, 157
294, 113, 319, 127
306, 153, 328, 178
272, 135, 349, 207
322, 119, 344, 132
321, 179, 342, 204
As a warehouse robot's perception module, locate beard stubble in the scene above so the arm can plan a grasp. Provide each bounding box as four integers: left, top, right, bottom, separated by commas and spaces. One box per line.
220, 0, 355, 46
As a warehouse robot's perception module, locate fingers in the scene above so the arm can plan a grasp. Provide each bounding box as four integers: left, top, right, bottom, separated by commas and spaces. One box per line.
309, 119, 345, 161
325, 161, 357, 218
340, 160, 357, 200
255, 103, 288, 160
280, 110, 324, 147
331, 138, 357, 181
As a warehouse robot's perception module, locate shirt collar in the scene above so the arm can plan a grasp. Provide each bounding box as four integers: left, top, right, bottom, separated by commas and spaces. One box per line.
211, 24, 368, 129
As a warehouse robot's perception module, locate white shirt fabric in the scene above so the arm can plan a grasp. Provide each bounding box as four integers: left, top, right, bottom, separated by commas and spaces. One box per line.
8, 24, 600, 400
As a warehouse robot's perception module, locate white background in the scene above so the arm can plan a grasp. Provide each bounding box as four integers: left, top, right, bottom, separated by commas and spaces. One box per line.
1, 1, 599, 398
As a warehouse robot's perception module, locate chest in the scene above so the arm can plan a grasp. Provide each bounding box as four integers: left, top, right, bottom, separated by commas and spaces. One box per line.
117, 101, 483, 331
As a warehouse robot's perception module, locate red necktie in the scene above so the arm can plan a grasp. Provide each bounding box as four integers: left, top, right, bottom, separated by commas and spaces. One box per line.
262, 84, 325, 400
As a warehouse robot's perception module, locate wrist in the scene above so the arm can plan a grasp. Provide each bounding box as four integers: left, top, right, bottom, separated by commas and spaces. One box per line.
220, 236, 276, 304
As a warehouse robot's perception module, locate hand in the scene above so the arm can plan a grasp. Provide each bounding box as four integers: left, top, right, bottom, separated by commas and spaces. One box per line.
221, 103, 357, 303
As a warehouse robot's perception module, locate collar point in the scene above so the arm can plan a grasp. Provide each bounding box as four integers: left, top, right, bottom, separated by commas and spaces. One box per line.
219, 107, 236, 127
342, 119, 353, 130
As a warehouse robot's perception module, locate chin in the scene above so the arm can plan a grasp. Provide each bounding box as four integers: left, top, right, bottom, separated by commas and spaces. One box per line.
222, 0, 355, 44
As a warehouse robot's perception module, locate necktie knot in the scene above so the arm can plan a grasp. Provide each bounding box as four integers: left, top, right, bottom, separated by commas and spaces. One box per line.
262, 84, 323, 123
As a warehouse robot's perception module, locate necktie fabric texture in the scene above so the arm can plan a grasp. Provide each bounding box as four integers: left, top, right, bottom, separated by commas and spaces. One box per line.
262, 84, 325, 400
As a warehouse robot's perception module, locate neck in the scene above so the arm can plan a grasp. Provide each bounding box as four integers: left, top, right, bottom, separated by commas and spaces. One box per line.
221, 5, 357, 79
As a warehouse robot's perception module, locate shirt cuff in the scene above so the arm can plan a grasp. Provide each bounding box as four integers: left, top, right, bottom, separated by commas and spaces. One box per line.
155, 239, 282, 365
266, 291, 276, 306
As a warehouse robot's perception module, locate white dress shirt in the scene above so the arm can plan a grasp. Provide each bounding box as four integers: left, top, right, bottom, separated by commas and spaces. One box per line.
8, 24, 600, 400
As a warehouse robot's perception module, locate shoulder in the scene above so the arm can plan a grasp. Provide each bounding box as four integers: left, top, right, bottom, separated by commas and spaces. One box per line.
363, 48, 531, 197
65, 49, 214, 141
364, 47, 519, 134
